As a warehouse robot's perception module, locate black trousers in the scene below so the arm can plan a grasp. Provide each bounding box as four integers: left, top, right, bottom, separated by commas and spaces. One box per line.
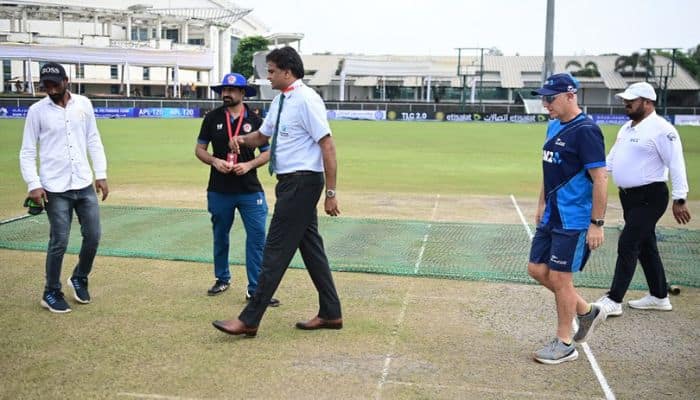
608, 182, 669, 302
239, 172, 342, 327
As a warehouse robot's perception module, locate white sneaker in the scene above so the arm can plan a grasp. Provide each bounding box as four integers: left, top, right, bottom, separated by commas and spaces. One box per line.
628, 294, 672, 311
594, 295, 623, 317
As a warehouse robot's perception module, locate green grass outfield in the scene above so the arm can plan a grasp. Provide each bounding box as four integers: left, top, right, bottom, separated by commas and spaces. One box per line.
1, 118, 698, 218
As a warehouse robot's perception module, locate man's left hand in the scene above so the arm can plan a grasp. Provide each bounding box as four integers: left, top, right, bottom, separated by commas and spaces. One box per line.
325, 197, 340, 216
95, 179, 109, 201
672, 202, 691, 224
232, 161, 252, 176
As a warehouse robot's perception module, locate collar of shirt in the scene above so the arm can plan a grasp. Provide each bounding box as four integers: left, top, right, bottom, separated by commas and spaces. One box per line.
281, 79, 303, 98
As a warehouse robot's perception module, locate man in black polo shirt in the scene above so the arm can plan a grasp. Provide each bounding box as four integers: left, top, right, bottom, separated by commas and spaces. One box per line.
195, 72, 279, 306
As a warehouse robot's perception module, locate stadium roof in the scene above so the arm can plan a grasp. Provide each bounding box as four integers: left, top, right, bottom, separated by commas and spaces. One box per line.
316, 54, 699, 90
0, 1, 251, 28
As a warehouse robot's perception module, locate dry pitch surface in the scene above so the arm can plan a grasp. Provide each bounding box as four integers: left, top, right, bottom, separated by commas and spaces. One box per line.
1, 187, 698, 399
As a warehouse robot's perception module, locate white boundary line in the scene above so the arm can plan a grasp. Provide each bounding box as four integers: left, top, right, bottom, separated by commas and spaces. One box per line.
509, 194, 615, 400
375, 194, 440, 400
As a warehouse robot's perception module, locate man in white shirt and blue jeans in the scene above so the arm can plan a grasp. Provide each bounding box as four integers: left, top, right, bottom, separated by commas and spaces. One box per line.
19, 62, 109, 314
597, 82, 691, 316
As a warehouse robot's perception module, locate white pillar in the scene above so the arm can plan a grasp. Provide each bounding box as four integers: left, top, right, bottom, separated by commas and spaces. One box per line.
21, 9, 28, 32
426, 75, 432, 102
339, 70, 346, 102
156, 17, 162, 40
126, 17, 132, 40
125, 61, 130, 97
174, 65, 180, 98
59, 11, 64, 36
218, 28, 231, 77
94, 14, 99, 35
182, 22, 189, 44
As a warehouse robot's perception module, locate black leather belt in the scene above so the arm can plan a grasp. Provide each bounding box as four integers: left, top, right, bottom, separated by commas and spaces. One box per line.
619, 181, 666, 194
276, 170, 321, 180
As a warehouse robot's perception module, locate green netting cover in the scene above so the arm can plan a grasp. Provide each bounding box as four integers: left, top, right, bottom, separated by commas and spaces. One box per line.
1, 205, 698, 289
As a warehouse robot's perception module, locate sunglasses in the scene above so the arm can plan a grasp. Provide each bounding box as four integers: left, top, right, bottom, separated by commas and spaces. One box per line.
541, 93, 564, 103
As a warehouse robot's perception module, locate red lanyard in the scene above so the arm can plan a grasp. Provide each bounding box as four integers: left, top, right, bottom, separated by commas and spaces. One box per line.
225, 109, 244, 164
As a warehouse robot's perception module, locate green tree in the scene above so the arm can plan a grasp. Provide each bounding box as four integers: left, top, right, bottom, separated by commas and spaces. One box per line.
232, 36, 270, 79
614, 52, 655, 78
565, 60, 600, 77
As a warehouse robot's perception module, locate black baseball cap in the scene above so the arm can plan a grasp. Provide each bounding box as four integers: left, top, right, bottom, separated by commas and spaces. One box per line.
40, 62, 67, 84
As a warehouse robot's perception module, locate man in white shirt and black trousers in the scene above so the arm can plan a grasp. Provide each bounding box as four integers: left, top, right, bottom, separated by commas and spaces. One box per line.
596, 82, 691, 316
212, 46, 342, 337
19, 62, 109, 314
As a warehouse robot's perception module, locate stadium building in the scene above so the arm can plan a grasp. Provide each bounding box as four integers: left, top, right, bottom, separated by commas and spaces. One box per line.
1, 0, 698, 111
0, 0, 301, 98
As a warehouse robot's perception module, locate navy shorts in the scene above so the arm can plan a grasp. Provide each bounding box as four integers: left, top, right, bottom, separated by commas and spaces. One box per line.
529, 224, 590, 272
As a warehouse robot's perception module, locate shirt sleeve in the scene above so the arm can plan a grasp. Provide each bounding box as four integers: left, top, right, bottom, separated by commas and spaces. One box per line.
578, 124, 606, 170
301, 93, 331, 142
84, 99, 107, 180
197, 112, 212, 145
654, 127, 689, 200
19, 105, 42, 191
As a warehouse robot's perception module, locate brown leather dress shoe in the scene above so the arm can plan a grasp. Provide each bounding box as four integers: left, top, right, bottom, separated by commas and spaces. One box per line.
295, 316, 343, 330
212, 318, 258, 337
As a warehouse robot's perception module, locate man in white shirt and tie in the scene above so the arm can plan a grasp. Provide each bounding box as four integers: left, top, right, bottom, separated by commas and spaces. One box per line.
596, 82, 691, 316
19, 62, 109, 313
212, 47, 342, 337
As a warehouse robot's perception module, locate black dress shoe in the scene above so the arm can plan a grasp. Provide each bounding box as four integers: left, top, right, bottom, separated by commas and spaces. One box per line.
246, 291, 281, 307
295, 316, 343, 330
207, 280, 229, 296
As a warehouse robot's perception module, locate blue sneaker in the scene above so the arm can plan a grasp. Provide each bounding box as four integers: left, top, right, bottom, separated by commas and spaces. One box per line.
41, 290, 72, 313
68, 276, 91, 304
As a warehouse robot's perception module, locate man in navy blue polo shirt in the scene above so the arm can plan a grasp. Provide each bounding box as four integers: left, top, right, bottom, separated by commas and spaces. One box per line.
527, 73, 608, 364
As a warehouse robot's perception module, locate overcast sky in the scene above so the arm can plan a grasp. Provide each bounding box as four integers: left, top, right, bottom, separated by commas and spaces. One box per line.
237, 0, 700, 57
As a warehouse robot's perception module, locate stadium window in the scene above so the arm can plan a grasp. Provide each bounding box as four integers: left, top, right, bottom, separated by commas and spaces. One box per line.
143, 67, 150, 81
196, 71, 201, 82
110, 84, 120, 94
188, 38, 204, 45
76, 64, 84, 79
143, 86, 151, 96
165, 29, 179, 42
131, 27, 148, 41
110, 65, 118, 80
3, 60, 11, 81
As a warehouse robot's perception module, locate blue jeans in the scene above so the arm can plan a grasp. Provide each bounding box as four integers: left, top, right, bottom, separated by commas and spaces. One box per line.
207, 191, 268, 293
44, 185, 101, 291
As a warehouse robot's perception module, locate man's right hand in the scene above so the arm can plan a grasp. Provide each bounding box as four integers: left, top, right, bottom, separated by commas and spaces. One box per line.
212, 158, 233, 174
29, 187, 47, 205
229, 136, 245, 154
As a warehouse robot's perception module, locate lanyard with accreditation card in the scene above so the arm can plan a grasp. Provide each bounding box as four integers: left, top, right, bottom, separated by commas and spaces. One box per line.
224, 109, 244, 167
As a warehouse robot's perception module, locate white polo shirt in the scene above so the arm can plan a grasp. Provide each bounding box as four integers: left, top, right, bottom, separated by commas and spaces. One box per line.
606, 111, 688, 200
19, 93, 107, 193
260, 79, 331, 174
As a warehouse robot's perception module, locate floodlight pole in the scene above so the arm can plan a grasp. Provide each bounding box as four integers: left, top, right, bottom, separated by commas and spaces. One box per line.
542, 0, 555, 81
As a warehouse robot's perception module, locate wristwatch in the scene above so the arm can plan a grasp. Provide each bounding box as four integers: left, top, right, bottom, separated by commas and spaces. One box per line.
325, 189, 336, 198
674, 198, 686, 205
590, 219, 605, 227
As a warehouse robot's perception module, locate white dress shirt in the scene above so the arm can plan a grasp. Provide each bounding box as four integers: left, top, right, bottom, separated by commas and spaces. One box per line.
606, 111, 688, 200
20, 93, 107, 192
259, 79, 330, 174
